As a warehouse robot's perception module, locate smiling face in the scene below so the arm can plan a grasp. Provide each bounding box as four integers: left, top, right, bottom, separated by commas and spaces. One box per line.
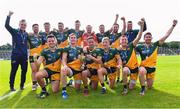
44, 23, 50, 33
102, 37, 110, 49
87, 37, 95, 49
32, 24, 39, 34
144, 32, 152, 44
127, 21, 133, 31
86, 25, 92, 34
75, 21, 80, 30
120, 36, 128, 47
58, 22, 64, 32
99, 25, 105, 33
113, 24, 119, 33
47, 36, 56, 48
19, 20, 27, 31
69, 33, 77, 45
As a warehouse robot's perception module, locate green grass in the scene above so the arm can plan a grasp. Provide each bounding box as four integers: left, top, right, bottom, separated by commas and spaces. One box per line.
0, 56, 180, 108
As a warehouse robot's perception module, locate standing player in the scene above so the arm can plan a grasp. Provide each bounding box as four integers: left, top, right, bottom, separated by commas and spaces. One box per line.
82, 36, 103, 96
28, 24, 43, 91
118, 20, 144, 95
34, 34, 63, 98
136, 20, 177, 96
61, 33, 83, 99
98, 37, 122, 94
5, 11, 28, 91
53, 22, 69, 48
125, 18, 147, 43
67, 20, 84, 46
39, 22, 53, 85
82, 25, 97, 47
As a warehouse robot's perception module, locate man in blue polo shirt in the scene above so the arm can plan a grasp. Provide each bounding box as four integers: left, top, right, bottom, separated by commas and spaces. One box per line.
5, 11, 28, 91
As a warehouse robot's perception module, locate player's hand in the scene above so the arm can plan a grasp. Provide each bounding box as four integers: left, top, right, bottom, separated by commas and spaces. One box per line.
86, 54, 93, 59
117, 64, 121, 69
116, 14, 119, 18
8, 11, 14, 17
173, 20, 178, 27
63, 65, 69, 71
138, 21, 144, 27
141, 18, 145, 22
121, 17, 125, 21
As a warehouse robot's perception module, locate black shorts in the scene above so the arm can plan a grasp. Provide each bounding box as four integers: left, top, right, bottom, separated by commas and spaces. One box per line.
88, 68, 98, 76
145, 67, 156, 74
129, 67, 139, 74
44, 68, 59, 78
69, 67, 82, 76
29, 56, 39, 63
105, 67, 117, 74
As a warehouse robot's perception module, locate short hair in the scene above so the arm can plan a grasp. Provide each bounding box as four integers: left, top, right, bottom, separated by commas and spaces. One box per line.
144, 32, 152, 38
114, 23, 119, 27
86, 25, 92, 28
47, 34, 55, 39
69, 33, 76, 38
99, 24, 104, 27
75, 20, 80, 23
44, 22, 50, 25
102, 37, 110, 42
128, 21, 132, 23
87, 36, 95, 41
58, 22, 64, 25
32, 23, 38, 27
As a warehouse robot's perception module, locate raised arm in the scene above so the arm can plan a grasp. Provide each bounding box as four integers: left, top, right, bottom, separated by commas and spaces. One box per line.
108, 14, 119, 32
121, 17, 126, 35
141, 18, 147, 32
5, 11, 15, 35
133, 20, 144, 46
159, 20, 178, 45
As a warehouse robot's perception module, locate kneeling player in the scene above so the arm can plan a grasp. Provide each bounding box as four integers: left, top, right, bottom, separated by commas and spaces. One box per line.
82, 36, 102, 96
61, 33, 83, 99
98, 37, 122, 94
118, 20, 144, 95
136, 20, 177, 96
35, 35, 63, 98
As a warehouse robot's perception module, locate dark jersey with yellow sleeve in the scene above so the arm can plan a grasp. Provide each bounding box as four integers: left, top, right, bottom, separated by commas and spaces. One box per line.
102, 48, 119, 68
67, 29, 84, 46
136, 41, 160, 68
41, 48, 63, 72
52, 31, 69, 48
28, 33, 43, 56
109, 32, 122, 48
63, 45, 83, 71
118, 43, 138, 69
96, 31, 111, 48
84, 48, 103, 69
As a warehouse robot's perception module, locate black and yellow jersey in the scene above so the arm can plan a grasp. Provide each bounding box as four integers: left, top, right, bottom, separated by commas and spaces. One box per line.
118, 43, 138, 69
52, 31, 69, 48
67, 29, 84, 46
84, 48, 103, 69
109, 32, 121, 48
102, 48, 120, 68
63, 45, 83, 71
41, 48, 63, 72
136, 41, 160, 68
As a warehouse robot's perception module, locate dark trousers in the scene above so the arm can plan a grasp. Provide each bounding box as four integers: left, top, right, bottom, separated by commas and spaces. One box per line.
9, 54, 28, 88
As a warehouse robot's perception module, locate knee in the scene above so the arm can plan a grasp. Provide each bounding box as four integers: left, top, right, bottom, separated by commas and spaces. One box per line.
82, 71, 87, 77
123, 67, 129, 75
139, 67, 146, 76
35, 72, 42, 79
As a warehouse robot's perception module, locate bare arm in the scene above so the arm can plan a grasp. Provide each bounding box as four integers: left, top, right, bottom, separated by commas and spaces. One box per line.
121, 17, 126, 35
116, 55, 122, 68
159, 20, 178, 45
108, 14, 119, 32
34, 56, 44, 69
133, 20, 144, 46
62, 52, 68, 67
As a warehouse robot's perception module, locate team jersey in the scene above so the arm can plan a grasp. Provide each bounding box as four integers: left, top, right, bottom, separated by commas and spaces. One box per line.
84, 48, 103, 69
52, 31, 69, 48
102, 48, 119, 68
136, 41, 160, 68
118, 43, 138, 69
125, 30, 139, 44
96, 31, 111, 48
109, 32, 122, 48
39, 31, 53, 49
28, 33, 43, 56
67, 29, 84, 46
63, 45, 83, 71
41, 48, 63, 72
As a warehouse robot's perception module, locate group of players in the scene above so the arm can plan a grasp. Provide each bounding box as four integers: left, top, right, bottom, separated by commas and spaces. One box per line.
5, 11, 178, 99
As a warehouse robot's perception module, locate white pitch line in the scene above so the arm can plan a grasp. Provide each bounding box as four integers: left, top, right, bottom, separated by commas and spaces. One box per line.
0, 83, 31, 101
